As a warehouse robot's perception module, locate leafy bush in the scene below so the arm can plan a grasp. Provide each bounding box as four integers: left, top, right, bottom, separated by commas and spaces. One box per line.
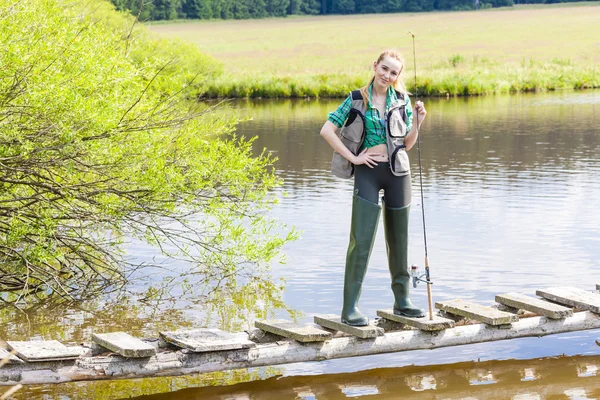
0, 0, 295, 301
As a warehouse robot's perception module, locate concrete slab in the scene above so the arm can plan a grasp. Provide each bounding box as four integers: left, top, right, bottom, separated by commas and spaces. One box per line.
246, 328, 287, 344
92, 332, 156, 358
537, 287, 600, 314
377, 309, 456, 331
374, 317, 409, 332
160, 329, 255, 352
435, 299, 519, 326
0, 348, 22, 364
255, 319, 332, 343
314, 315, 384, 339
496, 292, 573, 319
7, 340, 85, 362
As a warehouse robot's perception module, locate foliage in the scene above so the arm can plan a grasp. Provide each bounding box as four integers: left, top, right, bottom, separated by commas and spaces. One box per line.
112, 0, 499, 20
0, 0, 297, 302
109, 0, 600, 20
198, 57, 600, 98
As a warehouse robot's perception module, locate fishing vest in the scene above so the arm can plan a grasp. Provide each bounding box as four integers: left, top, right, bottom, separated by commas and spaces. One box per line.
331, 89, 411, 179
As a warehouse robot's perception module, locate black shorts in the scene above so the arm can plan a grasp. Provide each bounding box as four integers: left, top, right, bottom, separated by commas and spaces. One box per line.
353, 163, 411, 208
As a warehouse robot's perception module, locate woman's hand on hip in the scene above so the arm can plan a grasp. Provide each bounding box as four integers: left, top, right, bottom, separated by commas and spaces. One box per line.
352, 148, 379, 168
414, 101, 427, 124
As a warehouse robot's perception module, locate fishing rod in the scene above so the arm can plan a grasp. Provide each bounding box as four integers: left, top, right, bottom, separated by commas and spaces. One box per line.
407, 31, 434, 321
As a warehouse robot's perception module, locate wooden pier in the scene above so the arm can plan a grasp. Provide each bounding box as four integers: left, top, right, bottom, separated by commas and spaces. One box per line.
1, 285, 600, 386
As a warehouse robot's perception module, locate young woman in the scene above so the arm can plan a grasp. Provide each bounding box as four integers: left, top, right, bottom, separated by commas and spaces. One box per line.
320, 49, 427, 326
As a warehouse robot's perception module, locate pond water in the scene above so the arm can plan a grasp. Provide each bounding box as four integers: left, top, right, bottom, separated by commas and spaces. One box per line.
8, 90, 600, 399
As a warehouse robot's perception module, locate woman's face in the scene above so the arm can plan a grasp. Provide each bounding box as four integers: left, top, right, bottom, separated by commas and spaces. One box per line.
372, 56, 402, 89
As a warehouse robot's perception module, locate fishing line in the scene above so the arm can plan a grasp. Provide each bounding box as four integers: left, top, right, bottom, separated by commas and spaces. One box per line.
408, 31, 434, 319
408, 31, 428, 260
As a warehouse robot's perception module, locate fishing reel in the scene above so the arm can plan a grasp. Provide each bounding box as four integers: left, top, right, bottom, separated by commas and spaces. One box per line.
411, 264, 432, 289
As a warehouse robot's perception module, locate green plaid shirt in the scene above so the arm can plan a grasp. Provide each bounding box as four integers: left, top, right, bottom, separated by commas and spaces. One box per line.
328, 84, 413, 150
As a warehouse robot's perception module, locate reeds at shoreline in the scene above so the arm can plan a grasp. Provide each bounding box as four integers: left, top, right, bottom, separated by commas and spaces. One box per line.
201, 57, 599, 98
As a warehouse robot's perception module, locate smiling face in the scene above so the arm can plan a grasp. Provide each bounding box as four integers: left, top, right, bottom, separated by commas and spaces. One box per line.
372, 55, 403, 90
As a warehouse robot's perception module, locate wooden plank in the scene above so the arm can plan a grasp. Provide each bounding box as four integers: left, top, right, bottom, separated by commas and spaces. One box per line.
376, 310, 455, 331
536, 287, 600, 314
255, 319, 332, 343
7, 340, 85, 362
435, 299, 518, 326
495, 292, 573, 319
3, 311, 600, 386
159, 329, 255, 352
314, 315, 384, 339
0, 348, 22, 364
92, 332, 156, 358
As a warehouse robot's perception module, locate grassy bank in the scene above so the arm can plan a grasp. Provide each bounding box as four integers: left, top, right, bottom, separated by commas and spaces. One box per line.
151, 3, 600, 97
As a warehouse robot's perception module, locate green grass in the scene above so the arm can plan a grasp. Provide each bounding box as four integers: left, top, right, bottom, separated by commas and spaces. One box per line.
150, 3, 600, 97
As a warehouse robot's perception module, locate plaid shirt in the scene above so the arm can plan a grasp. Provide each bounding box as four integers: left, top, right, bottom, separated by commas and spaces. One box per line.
328, 84, 413, 149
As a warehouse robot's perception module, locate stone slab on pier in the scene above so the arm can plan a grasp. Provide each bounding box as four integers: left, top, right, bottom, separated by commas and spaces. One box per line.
255, 319, 332, 343
160, 329, 255, 352
0, 348, 22, 364
495, 292, 573, 319
536, 287, 600, 314
7, 340, 85, 362
435, 299, 519, 326
314, 315, 384, 339
376, 310, 456, 331
92, 332, 156, 358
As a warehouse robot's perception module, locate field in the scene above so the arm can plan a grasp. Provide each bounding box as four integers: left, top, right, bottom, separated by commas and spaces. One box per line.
151, 3, 600, 97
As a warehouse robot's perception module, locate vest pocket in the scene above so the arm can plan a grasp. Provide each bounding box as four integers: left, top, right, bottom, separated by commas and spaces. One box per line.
387, 106, 406, 138
390, 145, 410, 176
331, 150, 353, 179
386, 107, 410, 176
331, 110, 363, 179
340, 111, 363, 152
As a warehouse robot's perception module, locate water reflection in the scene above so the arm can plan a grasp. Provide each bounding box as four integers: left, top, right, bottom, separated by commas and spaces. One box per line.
121, 355, 600, 399
233, 92, 600, 336
3, 91, 600, 398
231, 91, 600, 385
0, 274, 291, 342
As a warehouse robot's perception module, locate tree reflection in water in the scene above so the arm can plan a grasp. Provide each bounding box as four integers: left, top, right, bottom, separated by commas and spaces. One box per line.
0, 270, 295, 345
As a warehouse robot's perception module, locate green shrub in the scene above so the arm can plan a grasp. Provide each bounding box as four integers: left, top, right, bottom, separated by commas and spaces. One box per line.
0, 0, 295, 301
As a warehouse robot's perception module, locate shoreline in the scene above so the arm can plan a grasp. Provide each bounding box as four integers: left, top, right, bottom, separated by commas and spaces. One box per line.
200, 72, 599, 99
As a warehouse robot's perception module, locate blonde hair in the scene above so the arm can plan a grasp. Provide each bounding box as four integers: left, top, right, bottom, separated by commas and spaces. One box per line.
360, 49, 408, 108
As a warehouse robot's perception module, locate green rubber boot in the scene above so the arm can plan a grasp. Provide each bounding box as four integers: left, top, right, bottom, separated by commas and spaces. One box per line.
341, 195, 381, 326
382, 199, 425, 318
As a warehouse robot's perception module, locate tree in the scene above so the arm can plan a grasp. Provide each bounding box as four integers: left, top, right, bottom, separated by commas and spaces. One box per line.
213, 0, 235, 18
299, 0, 321, 14
288, 0, 301, 13
331, 0, 356, 14
382, 0, 405, 12
489, 0, 513, 6
151, 0, 180, 19
266, 0, 291, 16
183, 0, 213, 18
402, 0, 434, 11
356, 0, 384, 13
0, 0, 296, 302
112, 0, 155, 21
247, 0, 268, 18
